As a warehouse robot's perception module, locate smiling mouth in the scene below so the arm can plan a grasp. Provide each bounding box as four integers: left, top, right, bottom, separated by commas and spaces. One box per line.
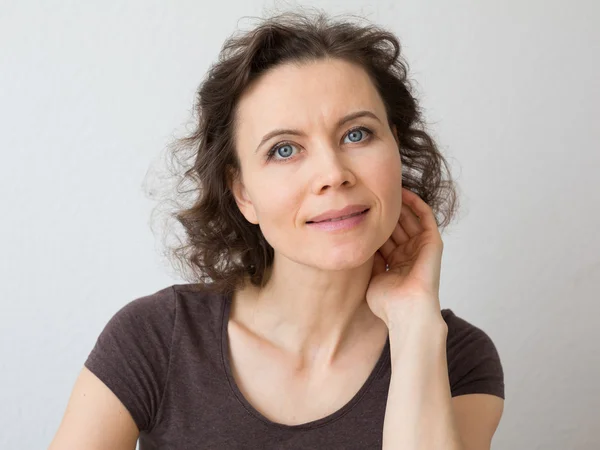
307, 208, 370, 224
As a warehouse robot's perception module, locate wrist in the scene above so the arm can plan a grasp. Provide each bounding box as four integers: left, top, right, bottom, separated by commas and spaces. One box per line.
384, 301, 447, 335
387, 318, 447, 362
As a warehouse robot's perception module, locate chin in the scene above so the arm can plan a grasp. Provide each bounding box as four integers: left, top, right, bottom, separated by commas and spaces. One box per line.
312, 249, 374, 272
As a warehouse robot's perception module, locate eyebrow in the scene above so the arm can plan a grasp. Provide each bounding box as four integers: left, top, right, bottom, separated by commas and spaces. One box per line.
254, 110, 382, 154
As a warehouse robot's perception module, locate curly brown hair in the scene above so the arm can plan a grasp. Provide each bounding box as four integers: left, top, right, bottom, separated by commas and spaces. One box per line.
150, 9, 460, 295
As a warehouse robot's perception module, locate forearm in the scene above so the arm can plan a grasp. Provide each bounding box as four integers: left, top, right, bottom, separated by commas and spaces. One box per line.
382, 319, 463, 450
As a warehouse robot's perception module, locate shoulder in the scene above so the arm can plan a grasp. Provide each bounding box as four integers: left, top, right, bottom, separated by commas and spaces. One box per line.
441, 308, 496, 347
112, 284, 177, 323
109, 283, 225, 329
441, 309, 505, 399
93, 283, 230, 351
83, 286, 178, 431
83, 283, 227, 431
87, 285, 178, 354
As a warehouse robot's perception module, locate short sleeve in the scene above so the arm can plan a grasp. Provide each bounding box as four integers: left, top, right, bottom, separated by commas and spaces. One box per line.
442, 309, 505, 399
84, 285, 176, 431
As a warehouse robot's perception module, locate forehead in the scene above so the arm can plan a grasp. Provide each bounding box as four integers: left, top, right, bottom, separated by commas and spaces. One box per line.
234, 58, 386, 144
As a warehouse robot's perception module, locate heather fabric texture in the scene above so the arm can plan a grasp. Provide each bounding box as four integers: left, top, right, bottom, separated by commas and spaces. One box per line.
84, 284, 505, 449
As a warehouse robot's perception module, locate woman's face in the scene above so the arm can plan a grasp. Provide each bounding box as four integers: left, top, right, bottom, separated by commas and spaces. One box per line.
231, 58, 403, 271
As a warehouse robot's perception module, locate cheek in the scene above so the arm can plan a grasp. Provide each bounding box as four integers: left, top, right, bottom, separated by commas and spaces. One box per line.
252, 177, 303, 233
255, 192, 305, 261
364, 150, 403, 226
364, 149, 402, 195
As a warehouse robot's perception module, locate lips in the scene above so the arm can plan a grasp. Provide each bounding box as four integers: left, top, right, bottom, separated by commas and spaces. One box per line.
307, 205, 370, 223
315, 210, 367, 223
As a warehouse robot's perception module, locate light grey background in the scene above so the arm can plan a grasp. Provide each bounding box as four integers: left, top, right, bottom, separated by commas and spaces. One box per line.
1, 1, 598, 449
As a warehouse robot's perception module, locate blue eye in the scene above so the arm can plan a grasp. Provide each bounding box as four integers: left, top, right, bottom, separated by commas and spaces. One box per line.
345, 128, 365, 143
265, 142, 297, 162
276, 144, 295, 158
266, 126, 373, 162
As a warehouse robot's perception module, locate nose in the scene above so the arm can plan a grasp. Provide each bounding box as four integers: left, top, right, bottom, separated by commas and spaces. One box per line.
310, 147, 356, 195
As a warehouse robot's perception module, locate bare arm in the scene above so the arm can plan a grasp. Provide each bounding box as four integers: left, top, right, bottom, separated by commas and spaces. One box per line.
383, 321, 463, 449
48, 366, 140, 450
382, 321, 503, 450
452, 394, 504, 450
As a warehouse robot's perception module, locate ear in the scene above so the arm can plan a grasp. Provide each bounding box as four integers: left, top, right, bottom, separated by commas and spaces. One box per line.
228, 169, 259, 225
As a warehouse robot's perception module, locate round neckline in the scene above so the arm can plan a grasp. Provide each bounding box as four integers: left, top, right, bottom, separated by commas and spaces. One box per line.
219, 289, 391, 431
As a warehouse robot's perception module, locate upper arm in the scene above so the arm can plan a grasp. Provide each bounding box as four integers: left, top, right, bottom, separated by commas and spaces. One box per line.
443, 310, 505, 449
452, 394, 504, 450
54, 286, 176, 446
49, 366, 139, 450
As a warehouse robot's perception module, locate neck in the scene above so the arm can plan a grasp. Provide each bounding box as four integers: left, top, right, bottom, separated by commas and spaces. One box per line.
231, 253, 386, 366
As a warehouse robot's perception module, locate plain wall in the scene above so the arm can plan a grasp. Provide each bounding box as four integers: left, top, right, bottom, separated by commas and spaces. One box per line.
1, 0, 598, 448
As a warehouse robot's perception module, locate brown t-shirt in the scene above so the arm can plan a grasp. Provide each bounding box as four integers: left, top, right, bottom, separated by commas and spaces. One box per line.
84, 284, 505, 449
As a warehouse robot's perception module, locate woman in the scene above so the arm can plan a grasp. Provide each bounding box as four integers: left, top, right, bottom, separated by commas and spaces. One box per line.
50, 10, 504, 450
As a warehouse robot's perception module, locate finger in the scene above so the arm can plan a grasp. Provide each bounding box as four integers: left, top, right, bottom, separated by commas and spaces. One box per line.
401, 188, 437, 233
378, 237, 396, 261
399, 205, 422, 238
390, 221, 409, 246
